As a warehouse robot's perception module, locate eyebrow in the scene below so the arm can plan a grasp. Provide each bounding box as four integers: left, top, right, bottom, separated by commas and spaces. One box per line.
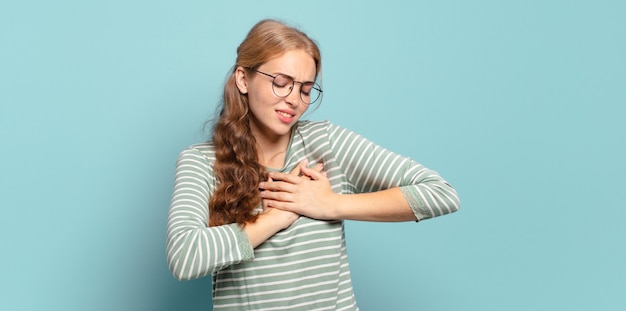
272, 72, 316, 84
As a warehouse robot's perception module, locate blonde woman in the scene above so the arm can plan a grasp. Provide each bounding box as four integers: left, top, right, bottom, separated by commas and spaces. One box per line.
167, 19, 460, 310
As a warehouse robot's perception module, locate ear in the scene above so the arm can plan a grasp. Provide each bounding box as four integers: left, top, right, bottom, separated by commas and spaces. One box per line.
234, 66, 248, 94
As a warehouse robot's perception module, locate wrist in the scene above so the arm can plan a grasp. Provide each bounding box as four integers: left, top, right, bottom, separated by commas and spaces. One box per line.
326, 193, 344, 220
280, 211, 299, 229
264, 208, 298, 230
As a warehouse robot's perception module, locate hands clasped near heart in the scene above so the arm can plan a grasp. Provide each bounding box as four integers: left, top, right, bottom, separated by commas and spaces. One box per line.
259, 160, 337, 220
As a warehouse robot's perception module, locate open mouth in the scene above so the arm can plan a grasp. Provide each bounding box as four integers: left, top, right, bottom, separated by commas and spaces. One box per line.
276, 110, 295, 123
277, 110, 294, 118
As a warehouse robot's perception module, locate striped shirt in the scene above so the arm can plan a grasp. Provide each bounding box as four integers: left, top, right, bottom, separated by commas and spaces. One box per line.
167, 120, 460, 310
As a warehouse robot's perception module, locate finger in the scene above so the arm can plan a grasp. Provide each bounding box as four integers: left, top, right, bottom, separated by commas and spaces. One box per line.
296, 161, 324, 180
264, 199, 297, 212
299, 164, 327, 181
288, 160, 309, 176
307, 162, 324, 173
260, 188, 293, 202
268, 171, 302, 184
289, 165, 302, 177
260, 176, 272, 211
261, 198, 270, 211
296, 160, 320, 180
259, 179, 297, 192
259, 175, 291, 192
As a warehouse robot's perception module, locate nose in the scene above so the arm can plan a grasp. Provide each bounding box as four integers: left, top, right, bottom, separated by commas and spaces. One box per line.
284, 84, 301, 106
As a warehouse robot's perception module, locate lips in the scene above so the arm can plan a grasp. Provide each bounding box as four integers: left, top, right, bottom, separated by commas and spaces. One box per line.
276, 109, 295, 123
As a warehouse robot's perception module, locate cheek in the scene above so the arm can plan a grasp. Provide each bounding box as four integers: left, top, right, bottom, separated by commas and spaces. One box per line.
247, 84, 275, 106
246, 90, 275, 116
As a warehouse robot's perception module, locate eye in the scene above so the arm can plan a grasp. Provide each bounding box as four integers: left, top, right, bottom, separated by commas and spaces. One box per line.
273, 75, 293, 88
301, 83, 314, 96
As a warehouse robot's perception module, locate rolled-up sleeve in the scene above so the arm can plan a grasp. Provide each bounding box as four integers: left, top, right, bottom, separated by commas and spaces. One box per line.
328, 124, 460, 221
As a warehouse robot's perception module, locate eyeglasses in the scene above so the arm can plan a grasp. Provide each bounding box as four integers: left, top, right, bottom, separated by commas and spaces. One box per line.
246, 67, 322, 105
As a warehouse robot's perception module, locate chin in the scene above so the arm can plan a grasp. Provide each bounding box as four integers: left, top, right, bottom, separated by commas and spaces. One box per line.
273, 125, 294, 136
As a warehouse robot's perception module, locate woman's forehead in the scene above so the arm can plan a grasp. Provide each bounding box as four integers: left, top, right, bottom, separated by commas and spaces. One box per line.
260, 50, 317, 80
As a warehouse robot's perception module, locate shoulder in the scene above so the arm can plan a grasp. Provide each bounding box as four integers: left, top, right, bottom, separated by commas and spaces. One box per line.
295, 120, 361, 142
296, 120, 328, 131
295, 120, 347, 135
294, 120, 334, 143
177, 142, 216, 166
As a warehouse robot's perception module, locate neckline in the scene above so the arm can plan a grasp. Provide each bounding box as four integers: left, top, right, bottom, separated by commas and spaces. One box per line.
264, 122, 299, 172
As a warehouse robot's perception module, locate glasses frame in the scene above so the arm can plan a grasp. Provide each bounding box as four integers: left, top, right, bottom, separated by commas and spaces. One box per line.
245, 67, 323, 105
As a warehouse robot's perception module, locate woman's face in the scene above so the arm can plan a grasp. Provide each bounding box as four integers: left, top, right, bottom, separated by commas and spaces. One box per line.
236, 49, 317, 143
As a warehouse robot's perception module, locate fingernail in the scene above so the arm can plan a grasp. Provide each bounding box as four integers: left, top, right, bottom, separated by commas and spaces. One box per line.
303, 159, 309, 166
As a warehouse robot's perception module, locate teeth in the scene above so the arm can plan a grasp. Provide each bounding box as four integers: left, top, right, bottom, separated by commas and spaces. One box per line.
277, 111, 293, 117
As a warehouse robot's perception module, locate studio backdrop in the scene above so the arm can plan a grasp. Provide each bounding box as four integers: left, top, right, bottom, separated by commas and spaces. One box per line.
1, 1, 625, 310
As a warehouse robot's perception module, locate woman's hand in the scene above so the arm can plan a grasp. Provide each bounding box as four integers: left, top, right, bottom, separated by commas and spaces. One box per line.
259, 160, 338, 220
257, 160, 327, 228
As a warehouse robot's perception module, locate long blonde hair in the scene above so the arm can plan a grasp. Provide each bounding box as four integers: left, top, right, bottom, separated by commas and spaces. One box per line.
209, 19, 322, 226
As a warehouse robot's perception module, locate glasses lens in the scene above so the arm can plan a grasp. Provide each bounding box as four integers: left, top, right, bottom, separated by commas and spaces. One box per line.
300, 82, 322, 105
271, 74, 322, 105
272, 74, 294, 97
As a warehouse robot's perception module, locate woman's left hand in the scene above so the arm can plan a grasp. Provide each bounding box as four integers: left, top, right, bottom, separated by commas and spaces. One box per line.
259, 161, 338, 220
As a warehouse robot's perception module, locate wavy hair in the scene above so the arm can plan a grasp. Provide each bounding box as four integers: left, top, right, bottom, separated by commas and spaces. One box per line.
209, 19, 322, 227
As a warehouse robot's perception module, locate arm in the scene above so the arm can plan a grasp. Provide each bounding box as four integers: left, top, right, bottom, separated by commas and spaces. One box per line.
259, 124, 460, 222
167, 149, 315, 280
242, 199, 299, 248
166, 147, 255, 281
328, 187, 415, 222
261, 170, 415, 221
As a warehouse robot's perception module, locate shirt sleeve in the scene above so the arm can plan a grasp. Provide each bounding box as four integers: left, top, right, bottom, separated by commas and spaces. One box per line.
166, 147, 255, 281
327, 123, 460, 221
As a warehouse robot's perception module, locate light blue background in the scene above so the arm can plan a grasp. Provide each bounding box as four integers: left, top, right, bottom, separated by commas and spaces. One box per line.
1, 1, 624, 310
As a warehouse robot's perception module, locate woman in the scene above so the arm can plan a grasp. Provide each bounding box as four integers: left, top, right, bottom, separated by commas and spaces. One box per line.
167, 19, 460, 310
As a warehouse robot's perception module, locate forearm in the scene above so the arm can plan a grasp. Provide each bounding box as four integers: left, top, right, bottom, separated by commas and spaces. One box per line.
168, 147, 259, 280
330, 188, 417, 222
166, 222, 254, 281
327, 123, 459, 221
